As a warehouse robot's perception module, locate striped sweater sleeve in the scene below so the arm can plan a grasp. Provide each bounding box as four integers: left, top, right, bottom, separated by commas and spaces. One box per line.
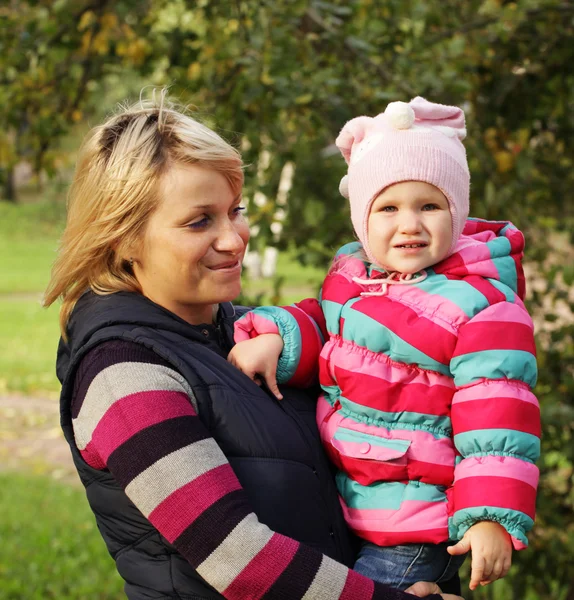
449, 301, 540, 549
72, 340, 423, 600
234, 299, 327, 387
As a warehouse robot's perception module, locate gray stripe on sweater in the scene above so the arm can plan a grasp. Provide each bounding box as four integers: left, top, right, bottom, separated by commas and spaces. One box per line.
73, 361, 197, 450
196, 513, 274, 592
125, 439, 228, 516
302, 555, 348, 599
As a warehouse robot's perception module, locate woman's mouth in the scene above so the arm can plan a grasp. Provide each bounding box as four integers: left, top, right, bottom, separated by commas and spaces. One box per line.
207, 260, 242, 272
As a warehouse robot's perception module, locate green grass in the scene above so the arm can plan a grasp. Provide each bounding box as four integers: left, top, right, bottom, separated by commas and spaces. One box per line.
0, 200, 64, 294
0, 300, 61, 396
0, 471, 124, 599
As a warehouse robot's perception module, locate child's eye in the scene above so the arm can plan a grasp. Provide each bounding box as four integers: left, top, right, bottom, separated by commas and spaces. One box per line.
380, 205, 397, 212
187, 216, 210, 230
422, 203, 440, 211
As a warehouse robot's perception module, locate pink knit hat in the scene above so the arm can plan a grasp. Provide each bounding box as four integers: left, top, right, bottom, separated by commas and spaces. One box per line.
336, 97, 470, 262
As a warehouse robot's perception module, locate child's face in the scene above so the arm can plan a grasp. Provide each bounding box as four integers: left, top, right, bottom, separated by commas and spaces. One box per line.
367, 181, 452, 274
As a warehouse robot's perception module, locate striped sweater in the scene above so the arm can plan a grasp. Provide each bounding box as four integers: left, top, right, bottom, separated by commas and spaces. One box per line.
235, 218, 540, 550
72, 339, 426, 600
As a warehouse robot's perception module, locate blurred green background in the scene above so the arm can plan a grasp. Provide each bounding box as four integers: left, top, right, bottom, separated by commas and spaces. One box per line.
1, 1, 573, 598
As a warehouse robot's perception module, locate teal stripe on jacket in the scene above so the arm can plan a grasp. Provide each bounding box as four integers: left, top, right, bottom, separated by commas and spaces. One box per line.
490, 278, 518, 302
322, 299, 344, 336
418, 271, 491, 318
451, 349, 537, 387
449, 506, 533, 546
339, 395, 452, 436
453, 428, 540, 463
342, 308, 452, 376
252, 306, 302, 383
336, 475, 447, 510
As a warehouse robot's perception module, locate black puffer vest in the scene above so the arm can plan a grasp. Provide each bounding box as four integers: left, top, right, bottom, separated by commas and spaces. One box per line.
57, 292, 356, 599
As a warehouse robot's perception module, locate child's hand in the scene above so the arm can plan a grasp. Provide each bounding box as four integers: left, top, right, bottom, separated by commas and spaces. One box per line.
447, 521, 512, 591
228, 334, 284, 400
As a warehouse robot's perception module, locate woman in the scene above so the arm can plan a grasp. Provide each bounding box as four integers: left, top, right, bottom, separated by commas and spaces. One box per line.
44, 97, 462, 600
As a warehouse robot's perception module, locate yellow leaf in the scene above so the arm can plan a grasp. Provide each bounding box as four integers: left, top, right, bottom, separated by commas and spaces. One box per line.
260, 71, 274, 86
494, 150, 514, 173
92, 30, 110, 55
78, 10, 95, 31
121, 23, 136, 39
72, 110, 83, 123
100, 12, 118, 30
187, 62, 202, 80
295, 94, 313, 105
80, 30, 92, 54
226, 19, 239, 33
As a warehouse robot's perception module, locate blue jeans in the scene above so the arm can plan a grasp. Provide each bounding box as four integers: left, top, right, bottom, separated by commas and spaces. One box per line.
354, 542, 466, 591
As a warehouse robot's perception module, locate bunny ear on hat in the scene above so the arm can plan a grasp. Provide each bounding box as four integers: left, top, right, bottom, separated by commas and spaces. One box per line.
335, 116, 373, 165
409, 96, 467, 140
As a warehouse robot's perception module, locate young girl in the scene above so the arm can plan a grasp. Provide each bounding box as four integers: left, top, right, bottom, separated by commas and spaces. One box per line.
228, 97, 540, 592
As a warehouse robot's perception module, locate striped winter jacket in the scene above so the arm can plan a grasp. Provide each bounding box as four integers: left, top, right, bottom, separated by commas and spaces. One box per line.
235, 218, 540, 550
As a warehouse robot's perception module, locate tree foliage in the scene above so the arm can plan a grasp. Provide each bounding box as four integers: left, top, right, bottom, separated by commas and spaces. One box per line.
2, 1, 573, 597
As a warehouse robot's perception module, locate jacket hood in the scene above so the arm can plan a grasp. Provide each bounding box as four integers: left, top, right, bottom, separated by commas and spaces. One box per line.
56, 291, 239, 385
434, 218, 527, 300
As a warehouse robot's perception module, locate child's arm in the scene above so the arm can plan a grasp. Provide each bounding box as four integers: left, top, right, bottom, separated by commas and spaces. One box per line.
230, 299, 327, 396
447, 520, 512, 590
228, 334, 285, 399
448, 299, 540, 567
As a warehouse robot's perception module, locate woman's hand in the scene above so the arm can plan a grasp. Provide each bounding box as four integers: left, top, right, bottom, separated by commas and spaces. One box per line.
447, 521, 512, 590
228, 334, 284, 399
405, 581, 464, 599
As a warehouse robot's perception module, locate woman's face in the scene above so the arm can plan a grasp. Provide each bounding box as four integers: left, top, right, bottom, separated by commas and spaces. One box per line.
133, 163, 249, 324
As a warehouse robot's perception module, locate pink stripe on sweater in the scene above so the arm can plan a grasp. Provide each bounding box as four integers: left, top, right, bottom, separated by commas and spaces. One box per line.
452, 379, 538, 406
149, 464, 241, 542
455, 455, 539, 489
234, 313, 280, 342
390, 282, 470, 327
455, 476, 536, 519
223, 534, 299, 599
327, 338, 454, 388
322, 271, 364, 305
455, 245, 500, 279
91, 390, 195, 462
452, 397, 541, 437
341, 498, 448, 533
356, 527, 448, 546
333, 363, 454, 417
317, 399, 455, 467
469, 301, 533, 327
453, 321, 536, 356
352, 296, 457, 364
340, 570, 375, 600
282, 305, 322, 387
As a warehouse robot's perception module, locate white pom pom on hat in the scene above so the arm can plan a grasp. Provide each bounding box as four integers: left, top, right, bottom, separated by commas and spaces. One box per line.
339, 174, 350, 199
384, 101, 415, 130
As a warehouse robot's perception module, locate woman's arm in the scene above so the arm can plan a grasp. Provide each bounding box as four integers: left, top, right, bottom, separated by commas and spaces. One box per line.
72, 340, 438, 600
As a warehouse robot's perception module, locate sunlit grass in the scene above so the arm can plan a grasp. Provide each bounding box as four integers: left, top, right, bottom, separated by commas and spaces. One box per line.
0, 471, 124, 599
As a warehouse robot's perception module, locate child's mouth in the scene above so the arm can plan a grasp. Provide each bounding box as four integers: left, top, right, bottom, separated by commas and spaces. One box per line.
395, 243, 427, 249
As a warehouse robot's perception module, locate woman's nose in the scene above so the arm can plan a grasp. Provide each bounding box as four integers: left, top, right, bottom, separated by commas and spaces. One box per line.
213, 219, 245, 254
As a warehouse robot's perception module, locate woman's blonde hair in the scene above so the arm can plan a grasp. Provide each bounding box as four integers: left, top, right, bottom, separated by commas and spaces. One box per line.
44, 92, 244, 337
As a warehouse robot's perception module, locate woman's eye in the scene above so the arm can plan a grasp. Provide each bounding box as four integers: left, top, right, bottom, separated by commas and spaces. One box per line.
188, 216, 210, 230
232, 206, 246, 217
